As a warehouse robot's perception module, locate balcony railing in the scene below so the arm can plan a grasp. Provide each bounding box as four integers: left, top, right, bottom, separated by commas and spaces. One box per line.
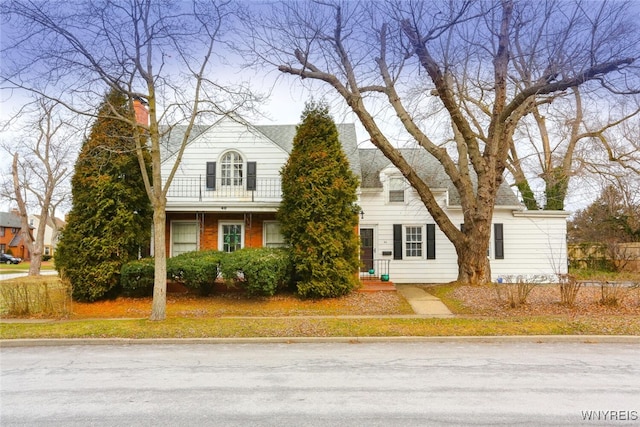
165, 176, 282, 202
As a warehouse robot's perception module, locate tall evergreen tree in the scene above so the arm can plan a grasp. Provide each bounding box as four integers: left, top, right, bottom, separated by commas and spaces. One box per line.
279, 102, 360, 298
55, 90, 152, 301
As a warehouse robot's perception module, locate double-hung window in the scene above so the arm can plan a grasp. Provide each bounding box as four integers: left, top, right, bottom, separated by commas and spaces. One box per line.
172, 222, 199, 256
264, 222, 286, 248
389, 177, 405, 203
405, 226, 423, 258
394, 224, 435, 260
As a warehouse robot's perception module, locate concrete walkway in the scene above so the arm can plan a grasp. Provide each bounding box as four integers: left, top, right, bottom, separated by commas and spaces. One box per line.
396, 285, 454, 318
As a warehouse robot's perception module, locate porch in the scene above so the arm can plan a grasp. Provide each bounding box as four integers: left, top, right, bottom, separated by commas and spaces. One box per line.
359, 259, 395, 292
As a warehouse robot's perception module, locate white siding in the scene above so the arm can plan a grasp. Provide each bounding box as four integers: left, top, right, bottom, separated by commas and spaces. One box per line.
491, 211, 569, 280
360, 189, 568, 283
163, 118, 289, 209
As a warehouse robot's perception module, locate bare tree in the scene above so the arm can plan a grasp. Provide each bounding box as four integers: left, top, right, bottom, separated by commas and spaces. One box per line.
2, 0, 257, 319
507, 87, 640, 211
245, 0, 639, 284
1, 98, 76, 275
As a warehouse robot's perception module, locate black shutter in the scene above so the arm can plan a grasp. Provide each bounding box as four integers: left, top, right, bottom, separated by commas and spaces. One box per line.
206, 162, 216, 189
426, 224, 436, 259
494, 223, 504, 259
247, 161, 257, 191
393, 224, 403, 260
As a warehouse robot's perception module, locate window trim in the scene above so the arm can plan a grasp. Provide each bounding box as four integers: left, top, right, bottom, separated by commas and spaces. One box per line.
404, 225, 424, 258
220, 150, 244, 187
388, 177, 405, 203
219, 221, 244, 253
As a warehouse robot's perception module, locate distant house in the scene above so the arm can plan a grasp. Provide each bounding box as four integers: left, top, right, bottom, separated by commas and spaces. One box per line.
28, 215, 66, 258
158, 116, 568, 283
0, 211, 33, 260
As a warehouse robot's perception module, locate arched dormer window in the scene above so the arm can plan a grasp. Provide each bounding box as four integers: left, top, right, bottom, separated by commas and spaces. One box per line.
221, 151, 243, 186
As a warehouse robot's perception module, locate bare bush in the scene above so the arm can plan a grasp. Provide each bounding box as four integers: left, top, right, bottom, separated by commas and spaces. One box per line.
0, 278, 71, 317
558, 274, 582, 307
599, 281, 625, 307
494, 275, 546, 308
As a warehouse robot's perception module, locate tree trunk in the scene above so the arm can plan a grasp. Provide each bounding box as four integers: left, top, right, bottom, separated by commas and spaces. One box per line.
149, 204, 167, 321
454, 218, 492, 285
455, 236, 492, 285
12, 153, 39, 275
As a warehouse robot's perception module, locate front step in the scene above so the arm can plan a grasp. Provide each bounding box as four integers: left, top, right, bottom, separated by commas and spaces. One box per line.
358, 279, 396, 292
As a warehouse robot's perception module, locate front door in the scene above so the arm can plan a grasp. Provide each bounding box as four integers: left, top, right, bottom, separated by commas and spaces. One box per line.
360, 228, 374, 272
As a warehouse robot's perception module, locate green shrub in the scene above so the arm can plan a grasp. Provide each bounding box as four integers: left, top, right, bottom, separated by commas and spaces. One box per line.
167, 250, 225, 295
279, 103, 360, 299
220, 248, 293, 296
120, 257, 155, 297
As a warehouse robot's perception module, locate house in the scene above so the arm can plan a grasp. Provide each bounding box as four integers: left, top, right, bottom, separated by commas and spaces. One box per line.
28, 215, 66, 258
0, 211, 33, 260
359, 149, 569, 283
159, 116, 569, 283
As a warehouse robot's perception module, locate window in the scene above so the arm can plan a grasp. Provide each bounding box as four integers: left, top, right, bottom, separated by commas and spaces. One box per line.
394, 224, 434, 260
221, 151, 243, 186
0, 227, 4, 237
264, 222, 286, 248
172, 222, 199, 256
389, 177, 405, 202
220, 222, 243, 253
0, 243, 5, 253
405, 226, 423, 257
44, 246, 51, 256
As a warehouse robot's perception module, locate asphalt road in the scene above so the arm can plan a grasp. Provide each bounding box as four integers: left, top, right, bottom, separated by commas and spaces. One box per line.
1, 342, 639, 426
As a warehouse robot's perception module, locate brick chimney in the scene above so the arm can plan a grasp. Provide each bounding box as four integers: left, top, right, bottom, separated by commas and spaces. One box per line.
133, 98, 149, 126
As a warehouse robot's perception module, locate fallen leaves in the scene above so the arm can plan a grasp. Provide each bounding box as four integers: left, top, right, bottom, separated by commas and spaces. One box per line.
450, 284, 640, 317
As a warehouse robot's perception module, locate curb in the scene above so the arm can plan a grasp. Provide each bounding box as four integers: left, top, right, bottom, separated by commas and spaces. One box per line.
2, 335, 639, 348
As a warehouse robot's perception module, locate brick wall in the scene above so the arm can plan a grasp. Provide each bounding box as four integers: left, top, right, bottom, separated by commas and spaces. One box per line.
165, 212, 277, 255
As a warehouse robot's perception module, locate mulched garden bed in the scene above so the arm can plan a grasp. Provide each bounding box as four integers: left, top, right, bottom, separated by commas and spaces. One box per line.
451, 284, 640, 316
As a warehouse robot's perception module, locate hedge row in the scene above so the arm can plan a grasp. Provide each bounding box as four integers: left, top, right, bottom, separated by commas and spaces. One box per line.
120, 248, 293, 297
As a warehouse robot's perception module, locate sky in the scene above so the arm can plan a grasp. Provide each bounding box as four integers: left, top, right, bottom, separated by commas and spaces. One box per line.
1, 0, 633, 216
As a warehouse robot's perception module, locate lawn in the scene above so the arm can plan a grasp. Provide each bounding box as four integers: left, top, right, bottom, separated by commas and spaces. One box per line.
1, 273, 640, 339
0, 261, 55, 274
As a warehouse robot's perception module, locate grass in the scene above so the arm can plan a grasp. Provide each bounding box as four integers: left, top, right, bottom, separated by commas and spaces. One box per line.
420, 283, 472, 314
569, 267, 640, 282
0, 261, 55, 274
2, 316, 639, 339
